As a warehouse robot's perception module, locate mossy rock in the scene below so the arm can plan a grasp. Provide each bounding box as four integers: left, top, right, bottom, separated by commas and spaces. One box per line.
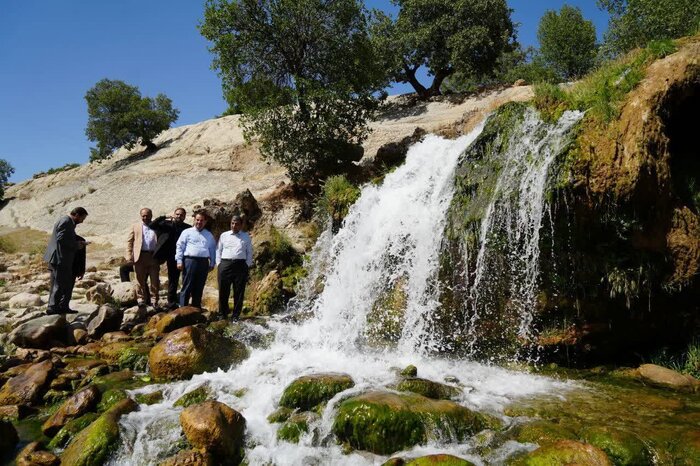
365, 276, 408, 348
89, 369, 145, 392
174, 385, 212, 408
333, 391, 499, 455
47, 412, 99, 449
134, 390, 163, 405
509, 420, 578, 445
509, 439, 613, 466
279, 373, 354, 411
277, 412, 319, 443
673, 430, 700, 465
395, 377, 460, 400
96, 341, 152, 371
60, 398, 138, 466
267, 407, 293, 423
406, 454, 476, 465
400, 365, 418, 377
97, 388, 128, 413
580, 426, 650, 465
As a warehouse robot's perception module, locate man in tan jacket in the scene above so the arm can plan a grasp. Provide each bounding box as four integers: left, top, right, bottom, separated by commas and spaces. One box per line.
126, 208, 160, 307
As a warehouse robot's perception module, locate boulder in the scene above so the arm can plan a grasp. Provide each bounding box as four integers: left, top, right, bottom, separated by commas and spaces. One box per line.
195, 191, 262, 236
9, 292, 43, 308
134, 390, 163, 405
85, 283, 113, 305
149, 306, 206, 335
47, 412, 100, 450
388, 454, 476, 465
110, 282, 137, 307
638, 364, 700, 393
180, 400, 246, 464
0, 419, 19, 456
511, 439, 613, 466
15, 441, 60, 466
580, 426, 650, 466
174, 385, 212, 408
509, 420, 578, 445
86, 304, 123, 339
159, 450, 214, 466
0, 360, 53, 406
280, 373, 355, 411
98, 340, 152, 371
120, 305, 147, 330
513, 78, 527, 86
333, 391, 499, 455
9, 314, 68, 349
0, 404, 32, 420
41, 385, 101, 436
60, 398, 138, 466
277, 411, 319, 443
250, 270, 284, 316
148, 326, 248, 381
73, 328, 88, 345
395, 377, 460, 400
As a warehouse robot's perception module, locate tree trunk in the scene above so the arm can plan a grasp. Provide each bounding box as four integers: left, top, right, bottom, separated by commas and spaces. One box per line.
403, 66, 430, 100
427, 68, 453, 98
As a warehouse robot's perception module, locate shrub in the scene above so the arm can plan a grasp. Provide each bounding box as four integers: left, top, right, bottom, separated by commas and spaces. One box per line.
314, 175, 360, 232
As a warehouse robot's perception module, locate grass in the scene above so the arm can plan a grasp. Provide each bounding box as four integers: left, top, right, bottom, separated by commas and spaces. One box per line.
650, 338, 700, 379
33, 162, 80, 179
314, 175, 360, 227
0, 228, 50, 254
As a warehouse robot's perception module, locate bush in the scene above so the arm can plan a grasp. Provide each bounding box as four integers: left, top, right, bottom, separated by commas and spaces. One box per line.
33, 162, 80, 179
0, 159, 14, 201
314, 175, 361, 232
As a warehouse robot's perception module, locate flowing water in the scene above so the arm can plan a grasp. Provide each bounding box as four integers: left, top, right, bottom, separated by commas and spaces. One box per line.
110, 120, 582, 465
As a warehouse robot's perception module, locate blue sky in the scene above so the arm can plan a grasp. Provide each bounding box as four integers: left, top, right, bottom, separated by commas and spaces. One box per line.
0, 1, 609, 182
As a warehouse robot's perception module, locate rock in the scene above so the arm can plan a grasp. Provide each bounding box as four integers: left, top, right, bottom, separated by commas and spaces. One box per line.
85, 283, 113, 305
60, 398, 138, 466
0, 360, 53, 406
174, 385, 212, 408
47, 412, 99, 450
0, 419, 19, 456
197, 191, 263, 236
101, 331, 131, 342
9, 292, 43, 308
388, 454, 475, 465
86, 304, 123, 339
511, 439, 613, 466
15, 441, 60, 466
120, 305, 147, 330
277, 411, 319, 443
267, 407, 293, 423
513, 79, 527, 86
73, 328, 88, 345
395, 377, 460, 400
111, 282, 137, 307
180, 400, 246, 464
41, 385, 101, 436
638, 364, 700, 392
159, 450, 214, 466
333, 391, 499, 455
250, 270, 284, 316
150, 306, 207, 335
580, 426, 650, 466
375, 127, 427, 167
134, 390, 163, 405
400, 365, 418, 377
0, 404, 33, 420
509, 420, 578, 445
9, 314, 68, 349
98, 341, 151, 371
148, 326, 248, 381
279, 373, 355, 410
96, 388, 128, 413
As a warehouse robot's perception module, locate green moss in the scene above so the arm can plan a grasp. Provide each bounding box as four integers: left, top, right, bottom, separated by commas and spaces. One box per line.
580, 426, 650, 465
134, 390, 163, 405
116, 345, 151, 372
400, 365, 418, 377
277, 412, 317, 443
395, 378, 460, 400
509, 420, 578, 445
509, 440, 612, 466
47, 412, 99, 449
97, 389, 128, 413
279, 373, 355, 411
405, 454, 476, 465
267, 407, 293, 423
173, 385, 211, 408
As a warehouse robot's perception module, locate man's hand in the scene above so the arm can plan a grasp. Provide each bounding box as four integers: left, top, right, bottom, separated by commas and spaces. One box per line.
177, 263, 183, 271
77, 275, 83, 280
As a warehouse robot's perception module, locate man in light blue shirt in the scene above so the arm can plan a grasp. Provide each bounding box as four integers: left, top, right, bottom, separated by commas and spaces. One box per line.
175, 212, 217, 308
216, 215, 253, 320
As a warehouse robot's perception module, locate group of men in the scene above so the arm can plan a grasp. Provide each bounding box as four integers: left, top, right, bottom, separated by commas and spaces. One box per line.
44, 206, 254, 321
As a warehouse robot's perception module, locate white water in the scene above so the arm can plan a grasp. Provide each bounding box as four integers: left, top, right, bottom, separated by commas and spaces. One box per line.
112, 123, 577, 465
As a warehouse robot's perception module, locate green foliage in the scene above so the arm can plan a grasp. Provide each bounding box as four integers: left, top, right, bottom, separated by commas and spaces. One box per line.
650, 338, 700, 379
371, 0, 516, 98
314, 175, 360, 231
33, 162, 80, 179
532, 83, 568, 123
200, 0, 385, 182
255, 226, 302, 278
537, 5, 597, 80
85, 79, 179, 161
0, 159, 14, 201
598, 0, 700, 54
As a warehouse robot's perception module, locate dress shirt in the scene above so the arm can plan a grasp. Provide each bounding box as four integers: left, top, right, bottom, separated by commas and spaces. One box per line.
216, 230, 253, 266
141, 224, 157, 252
175, 227, 217, 266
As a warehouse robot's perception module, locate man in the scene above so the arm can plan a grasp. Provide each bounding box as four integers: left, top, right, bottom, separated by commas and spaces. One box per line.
175, 212, 216, 308
150, 207, 191, 309
126, 208, 160, 307
44, 207, 88, 315
216, 215, 253, 320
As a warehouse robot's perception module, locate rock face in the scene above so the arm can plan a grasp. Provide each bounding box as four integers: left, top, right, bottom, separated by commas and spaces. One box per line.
279, 373, 355, 411
9, 314, 68, 349
638, 364, 700, 392
41, 385, 101, 436
0, 359, 53, 406
148, 326, 248, 381
180, 401, 246, 464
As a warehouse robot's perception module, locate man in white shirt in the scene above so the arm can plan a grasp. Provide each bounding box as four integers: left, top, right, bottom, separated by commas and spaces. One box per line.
176, 212, 217, 308
216, 215, 253, 320
126, 208, 160, 307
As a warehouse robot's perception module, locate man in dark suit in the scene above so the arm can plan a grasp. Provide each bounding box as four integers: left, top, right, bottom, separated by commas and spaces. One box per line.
150, 207, 191, 309
44, 207, 88, 315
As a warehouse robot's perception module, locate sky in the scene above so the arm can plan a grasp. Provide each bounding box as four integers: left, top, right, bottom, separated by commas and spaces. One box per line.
0, 1, 609, 182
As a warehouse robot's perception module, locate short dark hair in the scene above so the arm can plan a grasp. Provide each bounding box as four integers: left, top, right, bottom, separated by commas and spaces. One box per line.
174, 207, 186, 215
71, 207, 88, 217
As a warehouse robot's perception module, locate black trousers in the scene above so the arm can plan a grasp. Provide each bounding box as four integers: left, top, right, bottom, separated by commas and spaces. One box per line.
48, 263, 75, 312
218, 259, 248, 319
180, 257, 210, 308
166, 258, 182, 305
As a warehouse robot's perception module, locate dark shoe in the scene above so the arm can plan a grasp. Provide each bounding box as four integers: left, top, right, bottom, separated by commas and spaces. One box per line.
46, 308, 61, 315
63, 309, 78, 314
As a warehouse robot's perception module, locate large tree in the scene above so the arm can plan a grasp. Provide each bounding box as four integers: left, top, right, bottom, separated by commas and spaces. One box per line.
85, 79, 179, 161
538, 5, 597, 80
371, 0, 515, 99
199, 0, 386, 182
598, 0, 700, 53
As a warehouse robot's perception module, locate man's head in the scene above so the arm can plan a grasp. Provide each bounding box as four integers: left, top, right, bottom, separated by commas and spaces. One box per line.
173, 208, 186, 224
194, 213, 208, 231
231, 215, 243, 233
140, 208, 153, 225
70, 207, 88, 225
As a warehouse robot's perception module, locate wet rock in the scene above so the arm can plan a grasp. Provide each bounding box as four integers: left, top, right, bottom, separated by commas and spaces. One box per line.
511, 439, 612, 465
148, 326, 248, 381
638, 364, 700, 393
101, 331, 131, 342
98, 341, 151, 371
159, 450, 214, 466
85, 283, 112, 305
267, 406, 293, 423
174, 385, 212, 408
0, 359, 53, 406
73, 328, 88, 345
15, 441, 60, 466
0, 419, 19, 456
180, 400, 246, 464
400, 365, 418, 377
110, 282, 137, 307
385, 454, 476, 465
120, 305, 147, 330
279, 373, 355, 410
149, 306, 206, 335
134, 390, 163, 405
375, 127, 427, 167
395, 377, 460, 400
580, 426, 650, 466
47, 412, 100, 449
250, 270, 284, 316
96, 388, 128, 413
60, 398, 138, 466
673, 430, 700, 465
9, 292, 43, 308
277, 411, 319, 443
0, 404, 33, 420
41, 385, 101, 436
86, 304, 123, 339
9, 314, 68, 349
333, 391, 498, 455
509, 420, 578, 445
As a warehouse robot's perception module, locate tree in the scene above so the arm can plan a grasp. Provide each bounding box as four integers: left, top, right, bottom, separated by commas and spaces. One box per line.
0, 159, 14, 201
199, 0, 386, 182
85, 79, 179, 161
371, 0, 515, 99
598, 0, 700, 53
537, 5, 597, 80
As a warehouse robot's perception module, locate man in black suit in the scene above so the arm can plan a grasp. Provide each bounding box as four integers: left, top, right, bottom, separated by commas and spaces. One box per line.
44, 207, 88, 315
150, 207, 191, 309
